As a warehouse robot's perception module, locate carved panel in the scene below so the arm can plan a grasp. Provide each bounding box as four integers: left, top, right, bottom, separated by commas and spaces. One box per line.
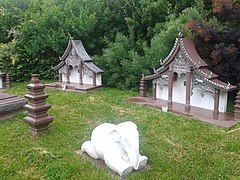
67, 48, 80, 67
191, 71, 214, 97
59, 66, 66, 74
172, 51, 190, 76
153, 74, 169, 89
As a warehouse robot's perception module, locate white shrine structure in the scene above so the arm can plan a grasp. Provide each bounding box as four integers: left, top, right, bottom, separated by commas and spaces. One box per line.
139, 37, 237, 113
47, 37, 104, 93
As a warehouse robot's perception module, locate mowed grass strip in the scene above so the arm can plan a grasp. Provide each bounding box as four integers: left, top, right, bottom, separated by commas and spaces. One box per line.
0, 82, 239, 179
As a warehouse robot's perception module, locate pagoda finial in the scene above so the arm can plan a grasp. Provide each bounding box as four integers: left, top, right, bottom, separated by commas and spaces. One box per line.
177, 29, 184, 38
68, 33, 73, 40
153, 67, 156, 73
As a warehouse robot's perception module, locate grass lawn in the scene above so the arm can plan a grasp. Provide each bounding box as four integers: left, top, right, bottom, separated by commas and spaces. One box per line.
0, 81, 240, 179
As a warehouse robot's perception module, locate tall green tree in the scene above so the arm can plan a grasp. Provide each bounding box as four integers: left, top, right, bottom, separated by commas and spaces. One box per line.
13, 0, 98, 80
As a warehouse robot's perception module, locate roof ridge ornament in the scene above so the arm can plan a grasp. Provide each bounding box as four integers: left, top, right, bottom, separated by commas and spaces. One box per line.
177, 29, 184, 38
160, 59, 163, 66
227, 82, 231, 89
68, 33, 73, 40
153, 67, 156, 73
208, 71, 212, 79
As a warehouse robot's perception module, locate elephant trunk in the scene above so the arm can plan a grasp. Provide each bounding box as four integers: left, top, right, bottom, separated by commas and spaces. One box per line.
125, 140, 140, 170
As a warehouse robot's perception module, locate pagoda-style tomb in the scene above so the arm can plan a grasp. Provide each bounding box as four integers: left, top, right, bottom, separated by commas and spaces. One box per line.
129, 35, 240, 128
0, 93, 27, 121
46, 37, 104, 93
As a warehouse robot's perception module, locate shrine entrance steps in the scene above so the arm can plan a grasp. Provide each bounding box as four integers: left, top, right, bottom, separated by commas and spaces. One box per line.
45, 82, 103, 93
128, 97, 240, 129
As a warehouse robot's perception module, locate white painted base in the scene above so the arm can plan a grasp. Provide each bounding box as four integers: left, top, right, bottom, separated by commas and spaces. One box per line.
61, 69, 102, 86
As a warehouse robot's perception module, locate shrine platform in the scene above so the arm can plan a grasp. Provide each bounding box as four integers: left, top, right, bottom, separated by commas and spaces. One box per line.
0, 93, 27, 121
45, 82, 103, 93
128, 97, 240, 129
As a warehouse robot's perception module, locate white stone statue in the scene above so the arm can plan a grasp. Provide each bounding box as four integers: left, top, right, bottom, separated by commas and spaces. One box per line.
81, 121, 148, 177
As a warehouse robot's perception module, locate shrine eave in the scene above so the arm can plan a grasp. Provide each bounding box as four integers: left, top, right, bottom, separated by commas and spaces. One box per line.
52, 61, 65, 71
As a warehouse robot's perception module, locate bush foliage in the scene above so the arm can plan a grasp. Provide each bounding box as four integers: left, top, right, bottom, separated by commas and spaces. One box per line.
187, 0, 240, 86
0, 0, 239, 89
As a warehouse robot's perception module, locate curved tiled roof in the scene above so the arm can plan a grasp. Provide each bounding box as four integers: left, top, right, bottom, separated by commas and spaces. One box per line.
84, 62, 104, 74
71, 40, 92, 62
143, 37, 237, 91
53, 38, 103, 73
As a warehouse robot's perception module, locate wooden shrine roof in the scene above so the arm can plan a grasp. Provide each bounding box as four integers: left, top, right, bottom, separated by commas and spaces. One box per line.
53, 38, 103, 74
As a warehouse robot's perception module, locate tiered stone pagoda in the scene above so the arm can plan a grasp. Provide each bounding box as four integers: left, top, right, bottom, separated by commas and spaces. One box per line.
234, 88, 240, 120
129, 35, 240, 128
24, 74, 53, 135
46, 36, 104, 93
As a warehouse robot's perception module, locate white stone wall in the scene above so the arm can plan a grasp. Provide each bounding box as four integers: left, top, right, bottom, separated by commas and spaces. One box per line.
69, 66, 79, 83
172, 74, 186, 104
219, 91, 228, 113
190, 88, 214, 111
96, 74, 102, 86
62, 73, 67, 82
155, 73, 228, 113
0, 76, 3, 89
156, 84, 168, 100
60, 65, 102, 86
82, 72, 93, 85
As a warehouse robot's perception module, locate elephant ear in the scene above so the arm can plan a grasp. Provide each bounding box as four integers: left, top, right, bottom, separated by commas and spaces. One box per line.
109, 129, 121, 142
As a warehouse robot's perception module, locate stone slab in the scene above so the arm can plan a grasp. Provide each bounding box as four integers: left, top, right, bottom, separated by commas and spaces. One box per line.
46, 82, 103, 93
0, 93, 27, 121
128, 97, 240, 129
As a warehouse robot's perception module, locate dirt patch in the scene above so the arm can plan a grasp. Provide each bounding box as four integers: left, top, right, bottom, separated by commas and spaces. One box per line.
76, 150, 150, 179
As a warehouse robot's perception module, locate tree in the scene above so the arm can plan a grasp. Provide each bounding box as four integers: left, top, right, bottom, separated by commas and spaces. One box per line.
187, 0, 240, 86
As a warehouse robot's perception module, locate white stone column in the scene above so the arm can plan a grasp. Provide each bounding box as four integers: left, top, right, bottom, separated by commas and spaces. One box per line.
185, 66, 191, 112
168, 64, 173, 103
66, 62, 70, 84
0, 76, 3, 89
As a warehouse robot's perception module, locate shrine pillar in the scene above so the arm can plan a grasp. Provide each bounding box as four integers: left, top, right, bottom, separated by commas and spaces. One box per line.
185, 66, 191, 112
59, 73, 62, 82
213, 89, 220, 114
234, 89, 240, 120
6, 74, 11, 89
66, 62, 70, 84
79, 63, 83, 85
92, 72, 96, 86
140, 79, 147, 97
168, 64, 173, 103
152, 82, 156, 100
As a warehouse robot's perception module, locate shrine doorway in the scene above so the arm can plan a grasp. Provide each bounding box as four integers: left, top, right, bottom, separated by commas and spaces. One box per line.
172, 73, 186, 104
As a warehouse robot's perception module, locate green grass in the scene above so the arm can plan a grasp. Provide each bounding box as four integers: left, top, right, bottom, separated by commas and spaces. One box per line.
1, 82, 240, 179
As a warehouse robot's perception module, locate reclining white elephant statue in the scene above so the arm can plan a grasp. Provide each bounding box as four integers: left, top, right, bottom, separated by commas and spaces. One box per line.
81, 121, 148, 177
